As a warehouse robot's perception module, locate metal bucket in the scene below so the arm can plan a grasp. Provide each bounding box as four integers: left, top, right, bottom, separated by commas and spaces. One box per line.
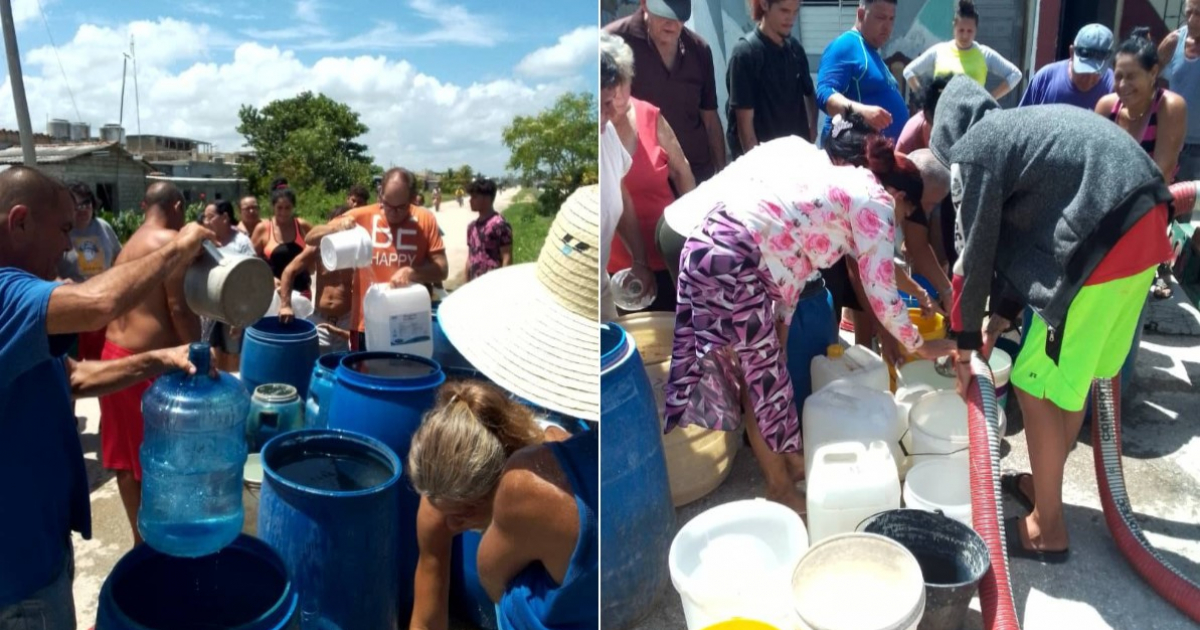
185, 241, 275, 328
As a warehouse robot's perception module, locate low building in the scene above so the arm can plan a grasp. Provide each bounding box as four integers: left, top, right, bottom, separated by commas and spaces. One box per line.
148, 158, 239, 179
0, 142, 152, 211
146, 175, 250, 207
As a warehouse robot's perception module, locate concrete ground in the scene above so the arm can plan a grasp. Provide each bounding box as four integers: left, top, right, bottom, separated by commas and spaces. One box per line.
67, 191, 523, 628
630, 297, 1200, 629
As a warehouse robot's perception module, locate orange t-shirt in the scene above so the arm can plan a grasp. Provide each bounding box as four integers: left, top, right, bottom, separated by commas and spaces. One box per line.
347, 203, 445, 332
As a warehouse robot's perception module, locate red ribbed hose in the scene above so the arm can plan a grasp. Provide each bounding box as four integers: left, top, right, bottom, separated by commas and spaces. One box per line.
965, 356, 1019, 630
1091, 378, 1200, 622
1170, 181, 1198, 221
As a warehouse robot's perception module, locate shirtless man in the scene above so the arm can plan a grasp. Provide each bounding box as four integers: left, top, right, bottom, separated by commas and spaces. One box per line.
100, 182, 201, 544
278, 204, 355, 354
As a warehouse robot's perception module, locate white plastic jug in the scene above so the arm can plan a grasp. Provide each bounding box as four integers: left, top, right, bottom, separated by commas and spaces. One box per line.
363, 284, 434, 357
669, 499, 809, 630
806, 441, 901, 544
903, 390, 1006, 467
802, 382, 903, 480
903, 457, 971, 527
791, 533, 925, 630
320, 225, 373, 271
811, 344, 889, 394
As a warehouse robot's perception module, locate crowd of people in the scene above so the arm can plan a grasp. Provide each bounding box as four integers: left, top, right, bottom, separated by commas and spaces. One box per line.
603, 0, 1199, 563
0, 159, 590, 628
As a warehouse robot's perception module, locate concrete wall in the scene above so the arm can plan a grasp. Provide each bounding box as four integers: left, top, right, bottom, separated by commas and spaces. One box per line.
59, 155, 149, 212
147, 177, 250, 206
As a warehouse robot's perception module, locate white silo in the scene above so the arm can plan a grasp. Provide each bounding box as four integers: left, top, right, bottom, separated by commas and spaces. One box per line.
100, 124, 126, 145
70, 122, 90, 141
48, 119, 70, 141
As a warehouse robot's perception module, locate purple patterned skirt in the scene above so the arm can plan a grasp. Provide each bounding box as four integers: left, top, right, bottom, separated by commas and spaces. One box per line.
663, 207, 801, 453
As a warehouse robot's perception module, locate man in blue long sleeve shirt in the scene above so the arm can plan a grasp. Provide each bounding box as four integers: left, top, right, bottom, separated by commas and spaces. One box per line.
0, 167, 214, 629
816, 0, 909, 141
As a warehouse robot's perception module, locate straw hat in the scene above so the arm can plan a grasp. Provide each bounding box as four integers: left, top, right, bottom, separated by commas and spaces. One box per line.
438, 185, 600, 421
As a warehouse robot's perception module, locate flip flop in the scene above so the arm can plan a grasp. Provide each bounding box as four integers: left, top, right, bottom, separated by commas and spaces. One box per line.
1000, 471, 1035, 513
1005, 517, 1069, 564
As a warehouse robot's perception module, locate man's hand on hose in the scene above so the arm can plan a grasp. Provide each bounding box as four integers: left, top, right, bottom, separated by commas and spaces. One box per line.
982, 315, 1011, 360
952, 349, 975, 401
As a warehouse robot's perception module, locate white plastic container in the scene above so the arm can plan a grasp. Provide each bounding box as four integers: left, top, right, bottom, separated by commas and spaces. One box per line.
363, 284, 434, 357
903, 457, 971, 527
903, 390, 1007, 467
811, 344, 890, 394
791, 533, 925, 630
320, 225, 373, 271
991, 348, 1013, 409
669, 499, 809, 630
806, 441, 901, 544
802, 382, 903, 480
265, 291, 314, 321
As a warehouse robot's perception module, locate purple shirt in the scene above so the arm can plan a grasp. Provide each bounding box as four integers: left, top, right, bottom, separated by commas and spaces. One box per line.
1018, 60, 1114, 110
467, 212, 513, 281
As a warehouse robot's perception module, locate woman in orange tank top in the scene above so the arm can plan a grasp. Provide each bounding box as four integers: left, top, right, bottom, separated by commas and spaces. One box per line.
253, 187, 313, 293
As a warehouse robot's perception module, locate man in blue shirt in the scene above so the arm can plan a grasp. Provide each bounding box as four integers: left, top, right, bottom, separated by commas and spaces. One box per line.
816, 0, 909, 141
0, 167, 214, 628
1018, 24, 1114, 109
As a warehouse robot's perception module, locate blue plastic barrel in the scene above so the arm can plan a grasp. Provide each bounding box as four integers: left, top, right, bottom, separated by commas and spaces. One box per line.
96, 534, 298, 630
432, 302, 472, 371
305, 351, 348, 428
258, 429, 402, 630
599, 323, 674, 629
328, 352, 445, 622
242, 317, 320, 400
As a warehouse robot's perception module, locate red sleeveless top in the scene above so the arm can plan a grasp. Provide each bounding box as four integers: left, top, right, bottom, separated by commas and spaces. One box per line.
607, 98, 675, 273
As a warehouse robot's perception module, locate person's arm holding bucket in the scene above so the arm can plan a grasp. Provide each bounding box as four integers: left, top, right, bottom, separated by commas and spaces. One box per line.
46, 223, 214, 336
66, 344, 216, 399
410, 498, 455, 630
299, 216, 357, 247
278, 246, 319, 324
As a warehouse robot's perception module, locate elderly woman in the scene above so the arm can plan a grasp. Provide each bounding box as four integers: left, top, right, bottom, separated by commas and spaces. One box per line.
599, 32, 696, 313
408, 381, 597, 630
664, 130, 955, 514
903, 0, 1023, 100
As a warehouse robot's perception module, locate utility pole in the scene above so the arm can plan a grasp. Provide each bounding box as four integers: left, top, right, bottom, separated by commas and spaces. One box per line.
1, 0, 36, 166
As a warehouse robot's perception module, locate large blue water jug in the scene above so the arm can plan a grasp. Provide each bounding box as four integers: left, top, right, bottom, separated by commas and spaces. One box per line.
96, 534, 299, 630
305, 351, 348, 428
259, 429, 402, 630
328, 352, 445, 622
242, 317, 320, 400
599, 324, 674, 629
140, 343, 250, 558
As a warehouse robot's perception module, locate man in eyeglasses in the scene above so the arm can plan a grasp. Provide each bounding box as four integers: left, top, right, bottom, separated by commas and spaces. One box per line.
1018, 24, 1115, 109
299, 167, 447, 350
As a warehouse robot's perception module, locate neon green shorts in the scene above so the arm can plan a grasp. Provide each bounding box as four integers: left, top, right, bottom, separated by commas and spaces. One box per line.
1011, 267, 1154, 412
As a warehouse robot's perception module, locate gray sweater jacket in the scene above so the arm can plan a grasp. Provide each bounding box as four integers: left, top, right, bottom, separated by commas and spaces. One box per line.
930, 76, 1172, 351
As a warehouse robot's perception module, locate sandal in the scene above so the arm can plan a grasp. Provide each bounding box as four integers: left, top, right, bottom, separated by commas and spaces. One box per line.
1005, 517, 1069, 563
1000, 471, 1035, 513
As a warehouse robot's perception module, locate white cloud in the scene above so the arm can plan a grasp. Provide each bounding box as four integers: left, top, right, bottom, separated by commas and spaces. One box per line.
12, 0, 53, 29
183, 2, 223, 17
0, 18, 583, 175
516, 26, 598, 79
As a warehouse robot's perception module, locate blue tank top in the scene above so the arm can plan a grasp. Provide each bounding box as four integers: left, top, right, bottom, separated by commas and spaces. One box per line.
497, 431, 598, 630
1165, 26, 1200, 144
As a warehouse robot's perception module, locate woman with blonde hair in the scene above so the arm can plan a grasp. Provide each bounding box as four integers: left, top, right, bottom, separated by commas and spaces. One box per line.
407, 380, 597, 630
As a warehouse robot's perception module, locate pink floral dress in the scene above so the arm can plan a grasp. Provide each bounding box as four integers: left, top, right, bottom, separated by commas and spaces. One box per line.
664, 164, 923, 453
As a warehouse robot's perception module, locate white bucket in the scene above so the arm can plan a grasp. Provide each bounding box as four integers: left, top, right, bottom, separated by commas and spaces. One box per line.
321, 225, 373, 271
669, 499, 809, 630
184, 244, 275, 328
990, 348, 1013, 409
791, 533, 925, 630
903, 457, 971, 527
902, 391, 1007, 467
242, 453, 263, 536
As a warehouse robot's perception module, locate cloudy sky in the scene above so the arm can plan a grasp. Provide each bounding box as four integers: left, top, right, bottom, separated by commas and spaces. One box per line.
0, 0, 598, 175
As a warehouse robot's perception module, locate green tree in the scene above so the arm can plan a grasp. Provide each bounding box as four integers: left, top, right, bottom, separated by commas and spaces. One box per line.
237, 92, 374, 195
501, 92, 597, 215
